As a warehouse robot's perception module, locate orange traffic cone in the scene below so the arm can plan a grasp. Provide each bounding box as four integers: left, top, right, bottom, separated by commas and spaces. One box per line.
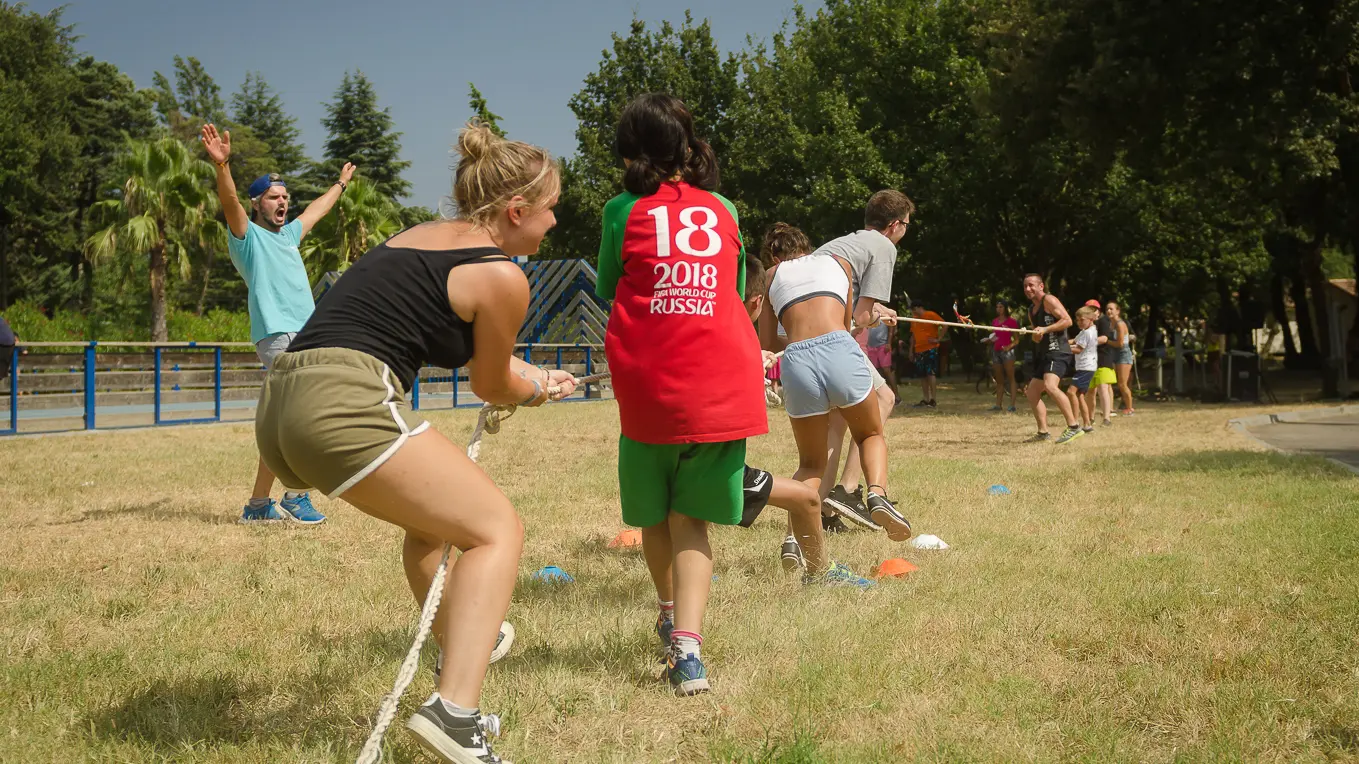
872, 558, 919, 579
607, 529, 643, 549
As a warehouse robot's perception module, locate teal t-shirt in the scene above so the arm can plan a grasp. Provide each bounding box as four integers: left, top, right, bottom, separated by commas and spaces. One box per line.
226, 219, 315, 343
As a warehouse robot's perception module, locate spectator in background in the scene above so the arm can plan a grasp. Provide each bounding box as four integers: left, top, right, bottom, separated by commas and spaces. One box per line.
984, 300, 1019, 412
908, 302, 945, 408
860, 319, 898, 404
0, 314, 14, 384
1089, 299, 1116, 426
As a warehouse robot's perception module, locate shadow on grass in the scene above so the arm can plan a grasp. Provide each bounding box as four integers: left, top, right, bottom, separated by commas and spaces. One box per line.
1104, 449, 1351, 479
85, 672, 361, 753
48, 499, 229, 526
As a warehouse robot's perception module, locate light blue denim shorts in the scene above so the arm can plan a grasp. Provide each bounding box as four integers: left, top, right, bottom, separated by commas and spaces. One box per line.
781, 330, 875, 418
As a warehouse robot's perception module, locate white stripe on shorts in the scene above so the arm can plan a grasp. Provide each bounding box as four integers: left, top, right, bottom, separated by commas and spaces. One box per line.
327, 363, 430, 498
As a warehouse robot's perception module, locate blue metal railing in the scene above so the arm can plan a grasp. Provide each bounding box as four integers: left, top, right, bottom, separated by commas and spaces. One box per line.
1, 341, 606, 436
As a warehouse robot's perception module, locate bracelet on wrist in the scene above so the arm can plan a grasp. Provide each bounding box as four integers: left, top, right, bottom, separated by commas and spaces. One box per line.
336, 180, 348, 192
520, 379, 542, 405
215, 160, 228, 168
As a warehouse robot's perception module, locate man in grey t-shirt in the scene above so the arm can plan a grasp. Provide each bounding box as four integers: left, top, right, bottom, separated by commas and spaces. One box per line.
807, 191, 914, 533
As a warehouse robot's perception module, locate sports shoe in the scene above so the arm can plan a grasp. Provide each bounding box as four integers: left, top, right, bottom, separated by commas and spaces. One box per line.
1007, 405, 1017, 413
988, 405, 1003, 412
1101, 418, 1112, 427
780, 536, 805, 572
239, 499, 285, 523
406, 695, 507, 763
278, 493, 326, 525
1082, 425, 1095, 434
655, 612, 674, 649
912, 399, 930, 408
1055, 426, 1085, 445
665, 647, 710, 696
435, 621, 516, 681
824, 485, 879, 530
866, 492, 912, 542
1025, 432, 1052, 443
927, 400, 937, 408
804, 561, 875, 589
1120, 408, 1136, 416
822, 514, 850, 534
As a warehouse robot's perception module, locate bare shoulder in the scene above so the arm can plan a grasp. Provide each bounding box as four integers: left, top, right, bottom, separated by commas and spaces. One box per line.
447, 258, 528, 321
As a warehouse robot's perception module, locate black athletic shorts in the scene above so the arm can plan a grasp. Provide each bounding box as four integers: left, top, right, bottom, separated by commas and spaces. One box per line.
738, 465, 774, 528
1026, 353, 1073, 380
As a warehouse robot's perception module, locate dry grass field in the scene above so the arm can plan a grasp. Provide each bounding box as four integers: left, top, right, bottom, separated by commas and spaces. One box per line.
3, 387, 1357, 762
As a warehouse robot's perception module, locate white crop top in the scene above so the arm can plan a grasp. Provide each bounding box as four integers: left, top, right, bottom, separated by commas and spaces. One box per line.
768, 254, 850, 318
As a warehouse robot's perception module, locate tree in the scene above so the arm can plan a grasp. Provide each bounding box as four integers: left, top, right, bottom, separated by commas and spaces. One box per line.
316, 71, 411, 199
299, 177, 401, 279
231, 71, 307, 176
84, 137, 223, 341
468, 83, 506, 137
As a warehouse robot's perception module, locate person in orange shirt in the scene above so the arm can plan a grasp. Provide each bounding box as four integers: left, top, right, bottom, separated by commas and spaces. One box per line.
907, 302, 946, 407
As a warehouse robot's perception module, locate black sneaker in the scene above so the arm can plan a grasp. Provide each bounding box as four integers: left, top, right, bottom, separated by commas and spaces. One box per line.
927, 399, 937, 408
822, 514, 850, 534
1081, 425, 1095, 434
824, 485, 879, 530
912, 399, 930, 408
866, 492, 912, 542
779, 535, 805, 572
435, 622, 515, 681
1025, 432, 1052, 443
406, 695, 507, 763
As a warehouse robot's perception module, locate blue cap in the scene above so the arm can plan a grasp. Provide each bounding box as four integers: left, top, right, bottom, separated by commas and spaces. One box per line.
248, 173, 286, 199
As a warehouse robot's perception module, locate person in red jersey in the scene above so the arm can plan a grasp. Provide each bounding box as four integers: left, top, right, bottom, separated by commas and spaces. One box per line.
596, 93, 767, 697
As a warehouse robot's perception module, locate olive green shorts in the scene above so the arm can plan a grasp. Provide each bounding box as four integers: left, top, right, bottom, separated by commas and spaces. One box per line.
617, 435, 746, 528
255, 347, 430, 498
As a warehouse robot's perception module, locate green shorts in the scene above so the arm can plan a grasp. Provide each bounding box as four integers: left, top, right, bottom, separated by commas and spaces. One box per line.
255, 347, 430, 498
617, 435, 746, 528
1093, 366, 1118, 386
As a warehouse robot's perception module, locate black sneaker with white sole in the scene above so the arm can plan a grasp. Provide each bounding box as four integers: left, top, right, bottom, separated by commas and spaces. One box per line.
435, 621, 515, 681
824, 485, 879, 530
779, 535, 805, 572
406, 695, 507, 764
822, 513, 850, 534
866, 492, 912, 542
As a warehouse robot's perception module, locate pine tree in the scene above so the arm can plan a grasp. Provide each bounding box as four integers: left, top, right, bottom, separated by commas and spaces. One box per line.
231, 71, 307, 176
316, 71, 410, 199
468, 83, 506, 136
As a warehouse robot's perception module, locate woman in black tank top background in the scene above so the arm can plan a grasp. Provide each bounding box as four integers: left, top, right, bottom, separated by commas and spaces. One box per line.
264, 122, 575, 761
1022, 273, 1083, 443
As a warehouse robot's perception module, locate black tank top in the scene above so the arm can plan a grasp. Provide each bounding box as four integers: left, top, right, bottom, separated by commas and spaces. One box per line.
288, 242, 509, 391
1030, 296, 1071, 358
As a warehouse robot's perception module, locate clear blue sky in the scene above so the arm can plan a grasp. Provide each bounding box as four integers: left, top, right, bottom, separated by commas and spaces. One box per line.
28, 0, 819, 209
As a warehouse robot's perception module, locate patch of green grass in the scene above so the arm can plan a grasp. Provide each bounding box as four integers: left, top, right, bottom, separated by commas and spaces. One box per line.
2, 391, 1357, 762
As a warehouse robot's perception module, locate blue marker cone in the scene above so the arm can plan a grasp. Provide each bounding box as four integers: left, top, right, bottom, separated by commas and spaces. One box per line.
531, 565, 574, 583
987, 484, 1011, 496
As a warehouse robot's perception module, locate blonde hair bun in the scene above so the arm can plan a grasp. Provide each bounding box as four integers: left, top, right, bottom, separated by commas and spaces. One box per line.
451, 120, 560, 227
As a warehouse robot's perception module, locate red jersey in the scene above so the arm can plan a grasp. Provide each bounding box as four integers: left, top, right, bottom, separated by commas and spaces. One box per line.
595, 182, 768, 444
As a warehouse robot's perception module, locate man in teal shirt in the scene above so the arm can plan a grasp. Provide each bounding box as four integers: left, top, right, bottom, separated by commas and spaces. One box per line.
201, 123, 355, 525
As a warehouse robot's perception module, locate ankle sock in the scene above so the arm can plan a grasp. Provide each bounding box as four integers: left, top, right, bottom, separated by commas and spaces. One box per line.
430, 692, 478, 718
658, 599, 674, 620
247, 497, 271, 509
672, 630, 702, 659
282, 491, 304, 501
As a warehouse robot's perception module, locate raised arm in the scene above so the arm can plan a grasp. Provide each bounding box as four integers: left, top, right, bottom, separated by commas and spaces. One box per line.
201, 124, 247, 239
296, 162, 357, 239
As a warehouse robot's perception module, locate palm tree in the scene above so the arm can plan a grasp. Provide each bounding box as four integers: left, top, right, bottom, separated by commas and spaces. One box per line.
300, 177, 401, 280
85, 137, 222, 341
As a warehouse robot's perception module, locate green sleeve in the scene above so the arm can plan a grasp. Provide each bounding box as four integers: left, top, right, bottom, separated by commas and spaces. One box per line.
595, 193, 640, 301
712, 193, 747, 299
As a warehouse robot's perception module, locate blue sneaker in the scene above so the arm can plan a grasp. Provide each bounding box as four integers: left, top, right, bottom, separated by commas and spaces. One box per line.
804, 562, 875, 589
239, 499, 286, 523
665, 648, 709, 696
279, 493, 326, 525
656, 612, 674, 650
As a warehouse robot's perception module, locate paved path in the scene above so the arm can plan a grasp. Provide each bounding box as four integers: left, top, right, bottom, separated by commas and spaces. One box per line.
1248, 413, 1359, 472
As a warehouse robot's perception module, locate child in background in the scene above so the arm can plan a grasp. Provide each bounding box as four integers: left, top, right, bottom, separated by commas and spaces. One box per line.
596, 93, 768, 696
1067, 306, 1100, 433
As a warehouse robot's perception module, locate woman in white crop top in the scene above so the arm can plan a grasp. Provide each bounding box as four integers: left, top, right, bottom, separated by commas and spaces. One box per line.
757, 223, 912, 544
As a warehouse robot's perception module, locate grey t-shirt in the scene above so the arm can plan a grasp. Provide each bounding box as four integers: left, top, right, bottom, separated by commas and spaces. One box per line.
810, 230, 897, 304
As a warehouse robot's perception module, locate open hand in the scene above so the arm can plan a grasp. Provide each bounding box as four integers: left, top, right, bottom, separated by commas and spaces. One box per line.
200, 124, 231, 164
338, 162, 356, 185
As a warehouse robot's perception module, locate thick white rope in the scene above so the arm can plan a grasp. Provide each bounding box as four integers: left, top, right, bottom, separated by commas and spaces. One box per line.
355, 372, 609, 763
